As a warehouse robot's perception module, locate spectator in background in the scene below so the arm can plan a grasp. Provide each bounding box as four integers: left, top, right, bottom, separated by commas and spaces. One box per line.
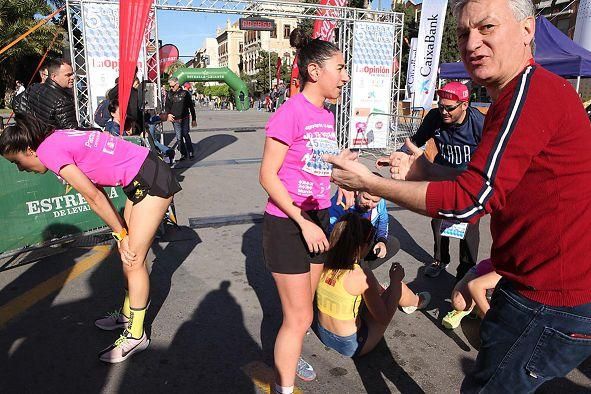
406, 82, 485, 280
12, 58, 78, 129
165, 77, 196, 161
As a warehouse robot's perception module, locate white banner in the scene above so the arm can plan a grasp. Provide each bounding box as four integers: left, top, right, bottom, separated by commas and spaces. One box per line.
82, 3, 144, 124
348, 22, 396, 149
574, 0, 591, 51
405, 38, 418, 101
413, 0, 448, 110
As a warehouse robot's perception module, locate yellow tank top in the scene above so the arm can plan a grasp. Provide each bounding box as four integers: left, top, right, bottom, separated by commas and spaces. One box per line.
316, 264, 362, 321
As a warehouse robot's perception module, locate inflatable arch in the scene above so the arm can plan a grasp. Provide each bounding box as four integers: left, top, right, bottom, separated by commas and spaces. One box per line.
172, 68, 250, 111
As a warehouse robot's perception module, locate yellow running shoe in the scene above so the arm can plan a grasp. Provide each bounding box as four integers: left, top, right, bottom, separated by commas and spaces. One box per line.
442, 309, 473, 329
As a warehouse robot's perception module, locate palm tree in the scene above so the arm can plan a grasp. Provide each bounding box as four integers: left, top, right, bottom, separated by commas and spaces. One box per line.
0, 0, 64, 107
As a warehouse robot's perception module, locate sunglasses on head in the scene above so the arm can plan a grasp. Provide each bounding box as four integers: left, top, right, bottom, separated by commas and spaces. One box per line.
438, 102, 463, 113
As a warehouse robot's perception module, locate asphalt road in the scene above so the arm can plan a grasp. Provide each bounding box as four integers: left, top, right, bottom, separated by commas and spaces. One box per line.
0, 108, 589, 393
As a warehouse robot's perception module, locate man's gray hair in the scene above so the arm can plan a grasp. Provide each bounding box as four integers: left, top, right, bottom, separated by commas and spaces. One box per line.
450, 0, 536, 53
451, 0, 535, 20
168, 77, 179, 83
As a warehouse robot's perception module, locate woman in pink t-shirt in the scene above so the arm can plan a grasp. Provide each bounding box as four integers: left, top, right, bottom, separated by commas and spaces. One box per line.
259, 29, 350, 393
0, 114, 181, 364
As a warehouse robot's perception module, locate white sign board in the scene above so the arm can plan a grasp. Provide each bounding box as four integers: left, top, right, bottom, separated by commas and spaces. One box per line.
348, 21, 396, 149
412, 0, 448, 110
82, 3, 144, 125
405, 38, 418, 101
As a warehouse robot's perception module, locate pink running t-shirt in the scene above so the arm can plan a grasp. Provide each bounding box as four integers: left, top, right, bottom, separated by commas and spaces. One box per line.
265, 93, 340, 218
36, 130, 149, 187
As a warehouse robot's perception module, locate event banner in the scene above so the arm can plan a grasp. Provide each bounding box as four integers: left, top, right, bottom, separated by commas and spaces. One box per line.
348, 22, 396, 149
312, 0, 348, 42
405, 38, 418, 101
82, 2, 144, 123
0, 136, 143, 254
412, 0, 448, 110
574, 0, 591, 51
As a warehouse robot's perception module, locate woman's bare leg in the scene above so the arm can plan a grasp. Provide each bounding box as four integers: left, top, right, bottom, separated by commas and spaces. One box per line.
272, 272, 314, 387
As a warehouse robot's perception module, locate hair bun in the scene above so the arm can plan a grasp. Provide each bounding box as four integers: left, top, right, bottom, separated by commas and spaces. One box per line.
290, 28, 310, 49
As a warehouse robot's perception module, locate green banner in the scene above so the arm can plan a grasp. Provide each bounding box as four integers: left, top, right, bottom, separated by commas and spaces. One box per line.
0, 136, 143, 254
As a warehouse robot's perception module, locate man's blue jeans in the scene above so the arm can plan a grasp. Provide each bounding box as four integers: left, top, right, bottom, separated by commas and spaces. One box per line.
148, 123, 173, 156
171, 117, 194, 157
462, 278, 591, 393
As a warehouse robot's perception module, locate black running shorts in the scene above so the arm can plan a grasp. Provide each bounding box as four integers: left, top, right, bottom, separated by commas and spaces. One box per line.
262, 209, 329, 274
123, 151, 182, 204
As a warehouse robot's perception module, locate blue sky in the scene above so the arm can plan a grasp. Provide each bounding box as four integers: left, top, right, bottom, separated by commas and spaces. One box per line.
156, 0, 390, 60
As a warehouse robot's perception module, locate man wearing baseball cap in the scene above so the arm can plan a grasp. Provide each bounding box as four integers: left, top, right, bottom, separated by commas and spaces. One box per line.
407, 81, 485, 282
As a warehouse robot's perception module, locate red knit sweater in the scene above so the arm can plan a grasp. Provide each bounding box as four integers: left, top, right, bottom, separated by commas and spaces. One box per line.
426, 65, 591, 307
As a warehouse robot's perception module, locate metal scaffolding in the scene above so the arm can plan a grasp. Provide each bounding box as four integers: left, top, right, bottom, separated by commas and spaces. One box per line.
65, 0, 404, 149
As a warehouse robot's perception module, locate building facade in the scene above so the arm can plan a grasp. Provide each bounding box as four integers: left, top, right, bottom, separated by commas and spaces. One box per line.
242, 15, 299, 78
216, 20, 244, 74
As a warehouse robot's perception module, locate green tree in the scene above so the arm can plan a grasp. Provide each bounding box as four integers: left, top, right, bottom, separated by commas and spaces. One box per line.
440, 7, 461, 64
204, 84, 230, 98
253, 51, 291, 94
0, 0, 64, 107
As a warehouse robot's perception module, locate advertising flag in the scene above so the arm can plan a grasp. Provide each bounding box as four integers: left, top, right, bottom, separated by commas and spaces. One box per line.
412, 0, 448, 110
405, 38, 418, 101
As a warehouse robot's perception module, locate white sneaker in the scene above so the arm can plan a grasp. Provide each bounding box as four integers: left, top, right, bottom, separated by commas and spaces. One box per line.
98, 331, 149, 363
94, 310, 129, 331
401, 292, 431, 314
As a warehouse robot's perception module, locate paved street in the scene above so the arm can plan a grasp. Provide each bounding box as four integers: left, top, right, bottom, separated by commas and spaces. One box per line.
0, 108, 589, 393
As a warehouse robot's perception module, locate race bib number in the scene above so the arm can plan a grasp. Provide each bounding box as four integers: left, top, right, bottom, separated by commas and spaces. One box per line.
440, 220, 468, 239
302, 137, 339, 177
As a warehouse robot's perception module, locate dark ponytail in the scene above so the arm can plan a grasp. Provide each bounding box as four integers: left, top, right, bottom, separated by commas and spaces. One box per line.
290, 28, 340, 86
326, 213, 375, 274
0, 114, 55, 155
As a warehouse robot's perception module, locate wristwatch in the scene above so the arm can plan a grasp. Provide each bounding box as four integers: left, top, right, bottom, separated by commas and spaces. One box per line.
111, 228, 128, 241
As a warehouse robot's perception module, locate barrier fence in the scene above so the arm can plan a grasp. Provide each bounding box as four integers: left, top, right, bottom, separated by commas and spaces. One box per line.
0, 136, 144, 255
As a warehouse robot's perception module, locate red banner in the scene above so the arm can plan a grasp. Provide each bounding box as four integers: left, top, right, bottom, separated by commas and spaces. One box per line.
119, 0, 153, 134
312, 0, 348, 42
276, 56, 282, 87
290, 56, 300, 97
147, 44, 179, 80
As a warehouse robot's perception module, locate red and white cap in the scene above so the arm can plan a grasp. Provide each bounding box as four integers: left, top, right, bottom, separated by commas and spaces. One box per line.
437, 82, 469, 102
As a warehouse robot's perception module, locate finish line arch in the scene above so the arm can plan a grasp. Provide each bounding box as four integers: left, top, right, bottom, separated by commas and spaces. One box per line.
173, 67, 250, 111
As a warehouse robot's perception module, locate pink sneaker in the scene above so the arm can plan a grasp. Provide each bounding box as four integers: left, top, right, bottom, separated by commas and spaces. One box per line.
98, 331, 150, 363
94, 310, 129, 331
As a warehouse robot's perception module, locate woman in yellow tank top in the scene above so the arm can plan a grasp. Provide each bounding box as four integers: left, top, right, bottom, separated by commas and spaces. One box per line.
313, 213, 430, 357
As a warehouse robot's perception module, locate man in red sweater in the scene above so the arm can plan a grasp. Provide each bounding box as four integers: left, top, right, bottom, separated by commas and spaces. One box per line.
325, 0, 591, 391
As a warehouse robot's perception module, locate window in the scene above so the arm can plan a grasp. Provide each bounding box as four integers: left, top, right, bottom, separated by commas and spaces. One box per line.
284, 25, 291, 39
270, 26, 277, 38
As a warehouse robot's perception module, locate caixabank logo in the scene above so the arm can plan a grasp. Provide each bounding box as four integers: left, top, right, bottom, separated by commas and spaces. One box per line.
25, 183, 120, 218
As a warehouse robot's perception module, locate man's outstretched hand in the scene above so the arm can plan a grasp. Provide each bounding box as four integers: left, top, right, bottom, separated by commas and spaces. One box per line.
323, 149, 374, 191
376, 138, 424, 181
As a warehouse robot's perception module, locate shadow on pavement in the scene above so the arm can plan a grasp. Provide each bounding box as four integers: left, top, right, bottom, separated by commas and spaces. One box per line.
145, 226, 201, 334
0, 244, 120, 393
0, 224, 198, 392
354, 338, 425, 394
242, 223, 282, 364
172, 134, 238, 171
389, 216, 432, 265
117, 280, 263, 392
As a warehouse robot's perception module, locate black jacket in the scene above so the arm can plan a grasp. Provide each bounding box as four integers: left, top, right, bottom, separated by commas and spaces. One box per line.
12, 79, 78, 129
165, 88, 196, 121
